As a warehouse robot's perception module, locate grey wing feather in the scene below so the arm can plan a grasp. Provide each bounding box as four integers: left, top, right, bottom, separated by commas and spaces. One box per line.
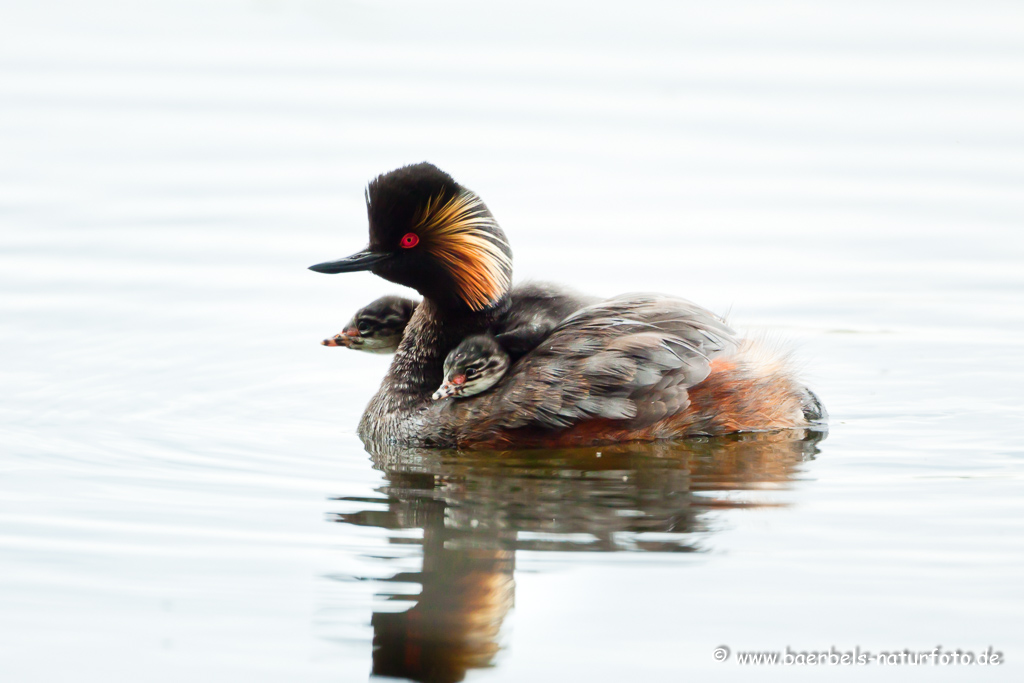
438, 294, 738, 433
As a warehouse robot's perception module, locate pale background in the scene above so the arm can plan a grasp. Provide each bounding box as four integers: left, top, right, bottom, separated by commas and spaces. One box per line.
1, 1, 1022, 681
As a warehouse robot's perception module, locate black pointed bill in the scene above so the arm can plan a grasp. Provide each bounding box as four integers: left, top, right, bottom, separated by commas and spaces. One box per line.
308, 249, 392, 274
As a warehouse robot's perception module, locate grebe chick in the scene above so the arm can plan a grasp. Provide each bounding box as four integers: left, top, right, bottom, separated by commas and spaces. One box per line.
494, 282, 598, 358
324, 283, 593, 356
321, 295, 418, 353
432, 314, 562, 400
432, 333, 510, 400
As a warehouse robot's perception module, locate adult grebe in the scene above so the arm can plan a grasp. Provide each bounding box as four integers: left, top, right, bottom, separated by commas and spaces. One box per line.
310, 163, 825, 449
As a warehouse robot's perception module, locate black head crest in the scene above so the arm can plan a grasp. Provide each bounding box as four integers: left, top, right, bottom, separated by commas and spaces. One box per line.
365, 163, 513, 311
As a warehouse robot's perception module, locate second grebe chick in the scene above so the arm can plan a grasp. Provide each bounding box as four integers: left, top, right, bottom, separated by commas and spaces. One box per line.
495, 282, 598, 358
431, 314, 563, 399
432, 333, 511, 400
321, 295, 418, 353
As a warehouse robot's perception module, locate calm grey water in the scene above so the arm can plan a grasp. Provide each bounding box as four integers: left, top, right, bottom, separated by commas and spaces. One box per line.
2, 1, 1023, 681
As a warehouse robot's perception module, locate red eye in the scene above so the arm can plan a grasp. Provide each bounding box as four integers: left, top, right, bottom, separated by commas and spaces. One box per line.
400, 233, 419, 249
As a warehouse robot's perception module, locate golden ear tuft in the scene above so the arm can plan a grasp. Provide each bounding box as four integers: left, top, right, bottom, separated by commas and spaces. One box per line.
415, 192, 512, 311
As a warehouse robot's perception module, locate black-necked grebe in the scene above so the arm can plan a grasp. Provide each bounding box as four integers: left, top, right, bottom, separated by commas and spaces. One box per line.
491, 282, 598, 358
310, 162, 825, 449
322, 295, 418, 353
432, 333, 510, 401
329, 286, 591, 403
323, 283, 594, 356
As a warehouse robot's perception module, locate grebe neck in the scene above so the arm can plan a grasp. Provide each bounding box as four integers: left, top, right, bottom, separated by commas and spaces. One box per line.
358, 295, 508, 445
378, 296, 509, 407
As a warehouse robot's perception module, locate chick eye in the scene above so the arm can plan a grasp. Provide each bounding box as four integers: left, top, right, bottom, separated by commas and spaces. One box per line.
357, 321, 371, 335
465, 368, 477, 378
400, 233, 420, 249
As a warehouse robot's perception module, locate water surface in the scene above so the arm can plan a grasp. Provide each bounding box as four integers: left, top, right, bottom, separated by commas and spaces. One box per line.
2, 1, 1023, 681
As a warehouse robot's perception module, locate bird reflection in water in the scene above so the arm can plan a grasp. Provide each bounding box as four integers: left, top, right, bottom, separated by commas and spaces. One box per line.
330, 429, 825, 682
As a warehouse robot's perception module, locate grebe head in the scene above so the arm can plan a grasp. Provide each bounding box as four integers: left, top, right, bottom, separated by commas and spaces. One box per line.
309, 163, 513, 313
432, 334, 510, 400
321, 295, 417, 353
